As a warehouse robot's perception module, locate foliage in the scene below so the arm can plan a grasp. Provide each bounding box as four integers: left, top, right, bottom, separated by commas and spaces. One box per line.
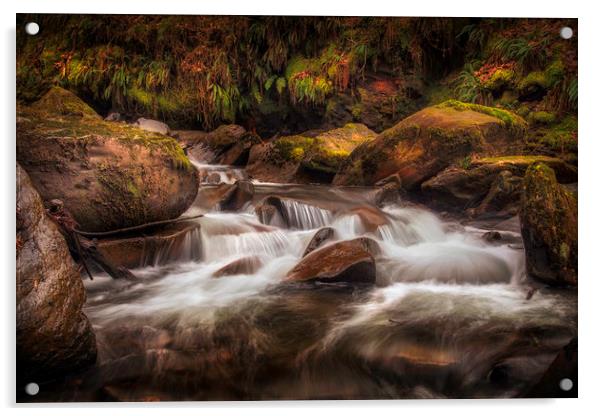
436, 99, 527, 135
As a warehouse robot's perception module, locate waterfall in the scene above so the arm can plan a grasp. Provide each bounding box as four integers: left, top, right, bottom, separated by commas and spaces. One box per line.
279, 198, 333, 230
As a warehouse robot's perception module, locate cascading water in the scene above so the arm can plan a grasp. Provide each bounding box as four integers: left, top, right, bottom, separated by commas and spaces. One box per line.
66, 159, 576, 401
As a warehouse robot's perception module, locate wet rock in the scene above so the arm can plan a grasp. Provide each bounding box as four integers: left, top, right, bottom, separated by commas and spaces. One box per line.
96, 221, 202, 269
178, 125, 260, 166
303, 227, 335, 257
218, 180, 255, 211
16, 164, 97, 381
334, 100, 527, 188
285, 237, 380, 284
17, 87, 199, 233
207, 172, 221, 184
482, 231, 502, 242
520, 163, 577, 286
473, 170, 522, 217
255, 196, 287, 226
374, 182, 403, 207
470, 155, 577, 184
135, 117, 171, 135
247, 124, 376, 184
213, 256, 262, 277
348, 206, 389, 232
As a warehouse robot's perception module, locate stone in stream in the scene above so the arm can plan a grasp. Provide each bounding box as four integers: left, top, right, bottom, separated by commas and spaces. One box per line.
176, 124, 261, 166
303, 227, 335, 257
96, 221, 202, 269
520, 162, 577, 286
16, 164, 97, 382
213, 256, 263, 278
334, 100, 528, 188
255, 195, 287, 226
348, 206, 389, 232
285, 237, 380, 284
218, 180, 255, 211
16, 87, 199, 233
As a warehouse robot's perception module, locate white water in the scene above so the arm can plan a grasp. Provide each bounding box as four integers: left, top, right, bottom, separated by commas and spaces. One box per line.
81, 162, 577, 400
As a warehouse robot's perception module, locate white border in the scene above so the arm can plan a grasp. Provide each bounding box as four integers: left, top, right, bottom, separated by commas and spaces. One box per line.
2, 1, 600, 415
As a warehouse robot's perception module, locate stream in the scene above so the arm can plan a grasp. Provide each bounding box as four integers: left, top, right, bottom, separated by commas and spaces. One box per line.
47, 157, 577, 401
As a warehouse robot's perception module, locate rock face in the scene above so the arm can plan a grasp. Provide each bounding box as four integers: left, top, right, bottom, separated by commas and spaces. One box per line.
96, 221, 202, 269
16, 87, 199, 233
421, 155, 576, 215
247, 123, 376, 183
218, 180, 255, 211
16, 164, 97, 381
285, 237, 380, 284
177, 125, 261, 166
519, 163, 577, 286
333, 100, 527, 189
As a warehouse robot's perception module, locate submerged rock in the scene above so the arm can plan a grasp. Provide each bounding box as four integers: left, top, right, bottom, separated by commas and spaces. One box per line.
255, 195, 287, 226
96, 221, 202, 269
520, 162, 577, 286
303, 227, 335, 257
213, 256, 262, 277
16, 87, 199, 232
285, 237, 380, 284
334, 100, 527, 188
247, 123, 376, 183
17, 164, 97, 381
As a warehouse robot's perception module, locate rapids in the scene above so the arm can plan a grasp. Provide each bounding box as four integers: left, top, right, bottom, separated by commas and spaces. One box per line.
49, 159, 577, 401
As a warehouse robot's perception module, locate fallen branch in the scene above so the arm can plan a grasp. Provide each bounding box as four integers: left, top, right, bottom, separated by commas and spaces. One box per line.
73, 214, 204, 237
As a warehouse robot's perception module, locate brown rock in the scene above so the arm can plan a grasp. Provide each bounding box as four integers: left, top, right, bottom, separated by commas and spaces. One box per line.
218, 180, 255, 211
334, 101, 527, 189
520, 163, 577, 286
213, 256, 262, 277
285, 238, 380, 284
303, 227, 335, 256
17, 164, 97, 381
348, 206, 389, 232
96, 221, 202, 269
255, 196, 287, 225
179, 125, 260, 166
17, 87, 199, 233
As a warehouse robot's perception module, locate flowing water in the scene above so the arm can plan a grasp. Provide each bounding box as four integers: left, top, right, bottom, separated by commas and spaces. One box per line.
48, 159, 577, 401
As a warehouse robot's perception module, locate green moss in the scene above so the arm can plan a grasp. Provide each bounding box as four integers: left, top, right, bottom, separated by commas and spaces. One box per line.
31, 86, 100, 119
273, 135, 315, 162
529, 111, 556, 125
536, 115, 578, 154
518, 60, 565, 93
435, 99, 527, 135
483, 68, 515, 90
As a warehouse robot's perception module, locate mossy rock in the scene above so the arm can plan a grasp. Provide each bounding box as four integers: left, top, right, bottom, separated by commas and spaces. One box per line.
483, 68, 516, 92
471, 155, 577, 183
30, 86, 101, 119
528, 111, 556, 125
520, 162, 577, 286
17, 87, 199, 232
334, 101, 527, 188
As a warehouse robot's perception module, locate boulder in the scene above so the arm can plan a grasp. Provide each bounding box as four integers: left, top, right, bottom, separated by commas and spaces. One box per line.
96, 221, 202, 269
213, 256, 262, 277
255, 196, 287, 226
135, 117, 170, 135
218, 180, 255, 211
16, 87, 199, 233
348, 206, 389, 232
303, 227, 335, 256
17, 164, 97, 381
285, 237, 380, 284
421, 155, 576, 214
333, 100, 527, 189
177, 125, 261, 166
247, 124, 376, 183
519, 163, 577, 286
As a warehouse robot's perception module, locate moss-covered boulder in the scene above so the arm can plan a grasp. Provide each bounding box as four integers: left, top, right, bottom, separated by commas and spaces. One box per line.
422, 155, 576, 214
17, 164, 97, 382
519, 163, 577, 286
247, 123, 376, 183
17, 87, 199, 232
333, 100, 527, 189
